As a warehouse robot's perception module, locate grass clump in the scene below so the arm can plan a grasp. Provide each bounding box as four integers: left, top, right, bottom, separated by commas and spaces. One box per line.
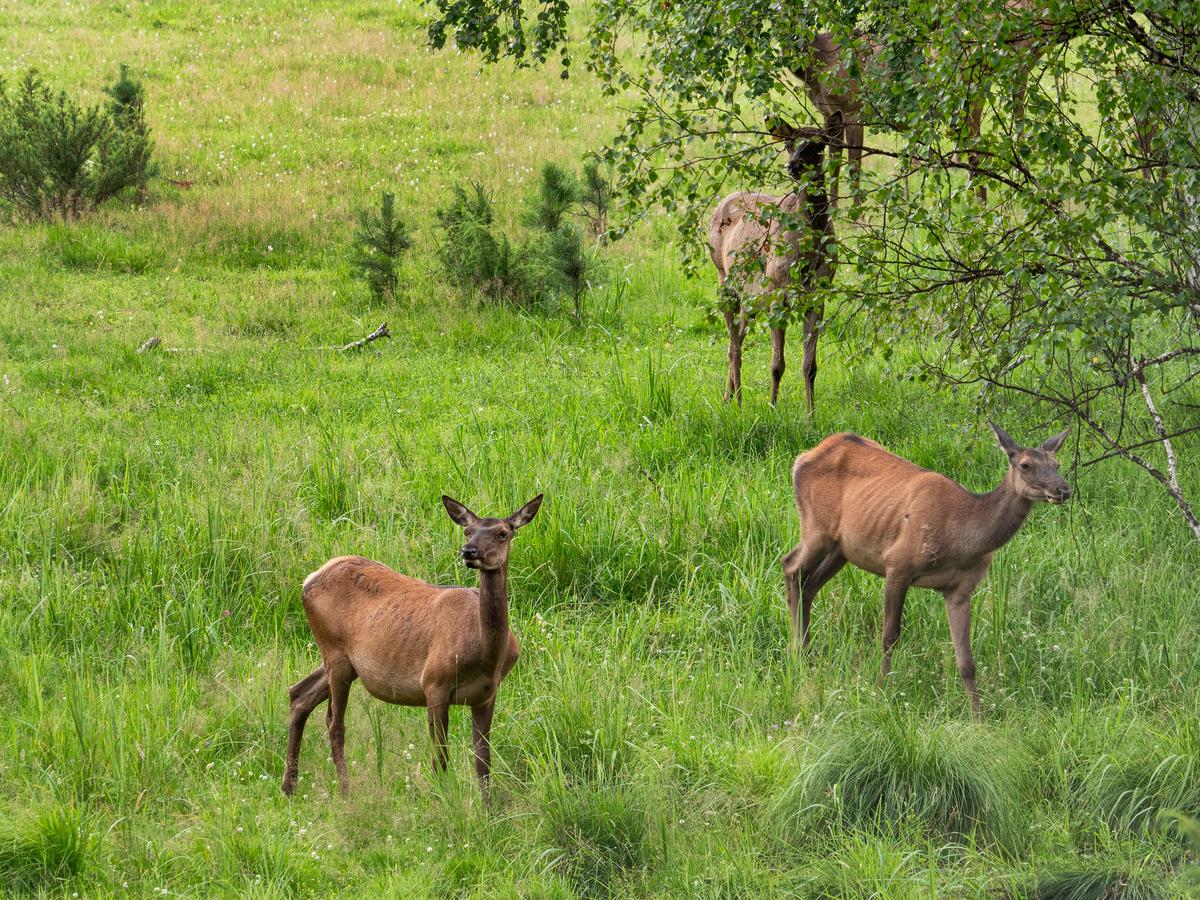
1027, 866, 1168, 899
1081, 727, 1200, 834
0, 803, 92, 892
0, 67, 153, 221
780, 708, 1027, 852
351, 190, 412, 303
540, 781, 649, 896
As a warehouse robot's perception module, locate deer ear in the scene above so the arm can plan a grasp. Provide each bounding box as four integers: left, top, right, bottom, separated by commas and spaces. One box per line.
766, 116, 797, 144
989, 421, 1020, 457
508, 494, 543, 529
442, 495, 479, 527
1040, 427, 1070, 454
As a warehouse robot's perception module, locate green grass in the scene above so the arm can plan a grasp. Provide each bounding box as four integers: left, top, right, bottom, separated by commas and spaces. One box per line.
2, 0, 1200, 896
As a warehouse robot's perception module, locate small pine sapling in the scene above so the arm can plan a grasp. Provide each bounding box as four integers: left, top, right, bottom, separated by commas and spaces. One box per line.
544, 223, 594, 322
579, 159, 613, 242
352, 191, 412, 303
522, 162, 579, 233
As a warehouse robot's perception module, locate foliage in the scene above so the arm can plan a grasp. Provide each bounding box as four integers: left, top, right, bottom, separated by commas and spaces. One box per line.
1028, 867, 1168, 900
351, 190, 412, 302
522, 161, 579, 232
428, 0, 1200, 539
579, 159, 613, 241
434, 181, 528, 303
0, 68, 154, 220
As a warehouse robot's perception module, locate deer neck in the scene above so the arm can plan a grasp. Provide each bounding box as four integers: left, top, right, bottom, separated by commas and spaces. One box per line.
477, 567, 510, 655
974, 473, 1035, 553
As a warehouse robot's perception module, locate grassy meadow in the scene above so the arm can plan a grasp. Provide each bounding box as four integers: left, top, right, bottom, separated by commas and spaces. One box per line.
2, 0, 1199, 896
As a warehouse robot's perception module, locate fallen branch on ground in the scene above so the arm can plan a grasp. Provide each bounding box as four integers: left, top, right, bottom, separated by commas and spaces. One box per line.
340, 321, 390, 352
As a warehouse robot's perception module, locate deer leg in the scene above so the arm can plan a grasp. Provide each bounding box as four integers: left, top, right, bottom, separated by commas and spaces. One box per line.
471, 699, 496, 797
282, 665, 329, 796
943, 587, 982, 719
427, 693, 451, 775
723, 311, 748, 406
801, 305, 821, 417
784, 541, 845, 653
769, 325, 787, 407
325, 658, 356, 797
880, 573, 911, 682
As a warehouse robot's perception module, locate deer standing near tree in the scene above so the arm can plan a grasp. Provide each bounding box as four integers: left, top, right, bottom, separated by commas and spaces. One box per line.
707, 115, 839, 412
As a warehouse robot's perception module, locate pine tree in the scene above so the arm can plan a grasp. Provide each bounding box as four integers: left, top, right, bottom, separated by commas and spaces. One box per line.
544, 222, 592, 322
351, 191, 412, 303
579, 159, 612, 242
522, 162, 579, 233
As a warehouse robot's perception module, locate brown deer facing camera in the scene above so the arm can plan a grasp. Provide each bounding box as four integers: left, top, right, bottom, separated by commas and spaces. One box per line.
282, 494, 543, 798
783, 424, 1070, 716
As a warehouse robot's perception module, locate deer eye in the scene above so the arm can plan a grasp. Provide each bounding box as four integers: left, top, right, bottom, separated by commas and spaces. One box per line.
1019, 462, 1031, 471
499, 531, 510, 541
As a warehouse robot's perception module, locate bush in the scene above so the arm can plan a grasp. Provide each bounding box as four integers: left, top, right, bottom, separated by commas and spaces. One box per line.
434, 182, 533, 304
351, 190, 412, 302
0, 68, 154, 221
522, 161, 579, 232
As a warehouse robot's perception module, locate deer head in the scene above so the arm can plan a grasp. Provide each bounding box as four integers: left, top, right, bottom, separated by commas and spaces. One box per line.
768, 112, 842, 180
990, 423, 1073, 504
442, 494, 544, 571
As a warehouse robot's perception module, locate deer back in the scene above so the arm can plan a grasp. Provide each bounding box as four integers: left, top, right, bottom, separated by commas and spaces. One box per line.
709, 191, 808, 293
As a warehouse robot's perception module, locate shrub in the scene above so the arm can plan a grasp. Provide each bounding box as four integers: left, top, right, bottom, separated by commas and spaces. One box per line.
0, 68, 154, 221
434, 181, 531, 303
778, 708, 1027, 852
579, 158, 612, 241
1028, 867, 1168, 900
351, 190, 412, 302
522, 161, 579, 232
540, 781, 648, 896
0, 803, 92, 891
1082, 729, 1200, 834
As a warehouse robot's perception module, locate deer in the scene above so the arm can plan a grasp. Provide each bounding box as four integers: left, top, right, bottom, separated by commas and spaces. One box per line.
782, 424, 1071, 717
707, 114, 838, 412
281, 493, 543, 799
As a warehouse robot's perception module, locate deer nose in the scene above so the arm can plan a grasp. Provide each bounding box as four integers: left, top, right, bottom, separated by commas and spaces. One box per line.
1059, 485, 1073, 500
461, 546, 479, 560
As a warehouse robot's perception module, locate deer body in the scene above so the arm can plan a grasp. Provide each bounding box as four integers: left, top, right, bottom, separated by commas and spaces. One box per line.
282, 495, 542, 798
782, 426, 1070, 716
708, 118, 837, 411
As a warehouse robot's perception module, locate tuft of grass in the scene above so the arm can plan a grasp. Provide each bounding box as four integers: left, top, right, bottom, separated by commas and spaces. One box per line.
0, 803, 92, 892
779, 708, 1029, 853
1028, 866, 1168, 900
540, 781, 650, 896
1080, 726, 1200, 835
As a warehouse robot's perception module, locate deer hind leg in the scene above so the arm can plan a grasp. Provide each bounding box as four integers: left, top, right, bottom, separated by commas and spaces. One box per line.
471, 699, 496, 796
801, 305, 822, 417
783, 539, 846, 653
324, 657, 356, 796
723, 306, 748, 405
282, 665, 329, 796
880, 573, 911, 682
769, 325, 787, 407
943, 587, 982, 719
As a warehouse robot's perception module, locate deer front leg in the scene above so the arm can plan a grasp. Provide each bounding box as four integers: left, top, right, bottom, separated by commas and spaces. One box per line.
943, 586, 982, 719
769, 325, 787, 407
427, 693, 451, 774
471, 699, 496, 798
801, 305, 821, 417
880, 573, 911, 682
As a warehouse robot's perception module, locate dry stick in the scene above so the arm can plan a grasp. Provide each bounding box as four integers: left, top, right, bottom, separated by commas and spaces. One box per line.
339, 321, 390, 352
138, 337, 162, 353
1132, 354, 1200, 540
